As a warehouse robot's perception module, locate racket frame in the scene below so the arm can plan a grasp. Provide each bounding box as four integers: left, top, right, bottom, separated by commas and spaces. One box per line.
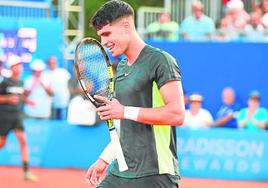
74, 37, 128, 172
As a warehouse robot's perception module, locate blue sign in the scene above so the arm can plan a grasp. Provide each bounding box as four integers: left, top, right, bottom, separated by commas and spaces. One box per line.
177, 127, 268, 180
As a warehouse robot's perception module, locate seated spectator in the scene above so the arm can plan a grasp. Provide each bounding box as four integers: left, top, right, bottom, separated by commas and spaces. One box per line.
179, 0, 215, 41
183, 93, 214, 129
24, 59, 53, 119
255, 0, 268, 29
242, 12, 267, 41
146, 11, 179, 41
237, 91, 268, 130
218, 0, 250, 40
214, 16, 238, 41
214, 87, 240, 128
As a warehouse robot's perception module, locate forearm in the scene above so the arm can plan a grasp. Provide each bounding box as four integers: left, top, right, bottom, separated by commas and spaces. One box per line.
0, 95, 9, 104
214, 114, 234, 126
126, 103, 185, 126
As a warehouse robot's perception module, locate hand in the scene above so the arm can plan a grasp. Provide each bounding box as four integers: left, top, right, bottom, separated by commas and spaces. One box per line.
94, 95, 124, 120
8, 95, 20, 105
26, 99, 36, 107
85, 158, 109, 186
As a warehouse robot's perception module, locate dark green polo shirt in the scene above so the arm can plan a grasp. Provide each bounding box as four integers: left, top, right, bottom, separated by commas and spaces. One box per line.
110, 45, 181, 178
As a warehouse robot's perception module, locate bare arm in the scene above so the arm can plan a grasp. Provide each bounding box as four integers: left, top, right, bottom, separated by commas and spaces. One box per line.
95, 80, 185, 126
214, 113, 234, 126
0, 95, 19, 105
136, 81, 185, 126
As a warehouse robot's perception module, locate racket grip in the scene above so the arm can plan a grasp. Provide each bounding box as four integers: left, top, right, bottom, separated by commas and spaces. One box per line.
109, 129, 128, 172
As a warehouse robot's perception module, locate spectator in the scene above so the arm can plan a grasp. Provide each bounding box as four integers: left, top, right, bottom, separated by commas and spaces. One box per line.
24, 59, 53, 119
67, 64, 100, 126
68, 65, 84, 100
219, 0, 250, 40
0, 55, 38, 181
214, 87, 240, 128
237, 91, 268, 130
146, 11, 179, 41
183, 93, 214, 128
179, 0, 215, 41
243, 11, 267, 41
44, 56, 71, 120
260, 0, 268, 29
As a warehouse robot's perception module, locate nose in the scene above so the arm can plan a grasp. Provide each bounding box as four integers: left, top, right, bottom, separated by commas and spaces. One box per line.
101, 37, 108, 47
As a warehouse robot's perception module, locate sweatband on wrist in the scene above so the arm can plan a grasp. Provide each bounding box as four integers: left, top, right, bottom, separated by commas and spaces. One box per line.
124, 106, 140, 121
99, 142, 116, 164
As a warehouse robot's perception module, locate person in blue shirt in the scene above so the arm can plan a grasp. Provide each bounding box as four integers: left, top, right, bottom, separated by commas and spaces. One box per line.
179, 0, 215, 41
214, 87, 240, 128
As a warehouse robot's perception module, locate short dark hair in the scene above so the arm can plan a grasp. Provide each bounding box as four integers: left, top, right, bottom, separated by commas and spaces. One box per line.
91, 0, 134, 30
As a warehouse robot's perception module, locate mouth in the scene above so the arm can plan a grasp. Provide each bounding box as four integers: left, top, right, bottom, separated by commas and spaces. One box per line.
106, 43, 114, 52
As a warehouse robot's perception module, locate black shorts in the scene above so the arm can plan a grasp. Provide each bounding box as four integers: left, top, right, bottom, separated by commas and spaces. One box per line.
0, 117, 24, 136
98, 173, 179, 188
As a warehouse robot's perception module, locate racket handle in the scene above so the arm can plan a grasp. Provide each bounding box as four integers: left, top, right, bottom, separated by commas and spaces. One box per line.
109, 129, 128, 172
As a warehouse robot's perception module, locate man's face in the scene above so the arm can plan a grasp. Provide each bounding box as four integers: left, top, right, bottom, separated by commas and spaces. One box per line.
11, 63, 23, 76
97, 20, 130, 57
222, 89, 235, 106
48, 57, 57, 70
192, 6, 203, 20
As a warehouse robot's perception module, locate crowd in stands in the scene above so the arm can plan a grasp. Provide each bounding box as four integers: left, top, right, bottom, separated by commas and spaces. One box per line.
183, 87, 268, 130
1, 54, 268, 130
145, 0, 268, 42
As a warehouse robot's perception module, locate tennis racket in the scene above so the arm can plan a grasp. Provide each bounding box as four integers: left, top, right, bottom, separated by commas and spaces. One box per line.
74, 37, 128, 172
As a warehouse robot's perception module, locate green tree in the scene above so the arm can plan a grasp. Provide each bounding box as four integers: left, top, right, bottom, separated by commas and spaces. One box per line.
84, 0, 163, 39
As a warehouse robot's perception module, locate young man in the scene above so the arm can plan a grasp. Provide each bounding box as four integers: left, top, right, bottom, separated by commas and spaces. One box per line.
0, 55, 38, 181
85, 1, 185, 188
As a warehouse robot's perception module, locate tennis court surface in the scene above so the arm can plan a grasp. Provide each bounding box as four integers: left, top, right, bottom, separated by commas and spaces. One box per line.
1, 165, 268, 188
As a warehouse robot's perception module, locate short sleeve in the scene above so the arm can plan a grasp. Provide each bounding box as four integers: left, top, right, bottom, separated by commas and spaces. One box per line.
151, 50, 181, 89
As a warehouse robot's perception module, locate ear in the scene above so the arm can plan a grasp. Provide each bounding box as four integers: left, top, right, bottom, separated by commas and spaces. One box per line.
122, 20, 131, 33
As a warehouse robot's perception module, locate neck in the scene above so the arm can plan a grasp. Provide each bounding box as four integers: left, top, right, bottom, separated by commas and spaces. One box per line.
11, 74, 19, 81
125, 33, 146, 65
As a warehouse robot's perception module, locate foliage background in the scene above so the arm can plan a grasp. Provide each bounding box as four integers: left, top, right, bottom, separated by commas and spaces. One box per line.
84, 0, 163, 39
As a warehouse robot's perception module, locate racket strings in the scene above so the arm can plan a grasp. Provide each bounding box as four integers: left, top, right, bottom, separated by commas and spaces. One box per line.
77, 42, 110, 97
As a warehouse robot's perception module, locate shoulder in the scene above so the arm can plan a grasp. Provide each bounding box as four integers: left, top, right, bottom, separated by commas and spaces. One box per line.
258, 107, 268, 113
145, 45, 177, 64
202, 15, 214, 23
182, 16, 193, 23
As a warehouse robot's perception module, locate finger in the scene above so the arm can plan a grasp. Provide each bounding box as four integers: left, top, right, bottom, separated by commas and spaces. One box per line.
98, 114, 111, 121
91, 169, 100, 186
94, 95, 111, 104
96, 105, 111, 113
97, 110, 111, 117
98, 167, 108, 184
85, 178, 93, 185
85, 168, 92, 180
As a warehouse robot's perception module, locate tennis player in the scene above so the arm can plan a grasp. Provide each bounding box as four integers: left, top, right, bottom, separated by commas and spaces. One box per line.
0, 55, 38, 182
85, 1, 185, 187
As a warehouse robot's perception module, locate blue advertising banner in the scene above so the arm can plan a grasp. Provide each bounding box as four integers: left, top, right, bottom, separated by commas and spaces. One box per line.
177, 127, 268, 181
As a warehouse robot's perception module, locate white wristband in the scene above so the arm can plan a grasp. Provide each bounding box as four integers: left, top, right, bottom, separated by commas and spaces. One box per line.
124, 106, 140, 121
99, 142, 116, 164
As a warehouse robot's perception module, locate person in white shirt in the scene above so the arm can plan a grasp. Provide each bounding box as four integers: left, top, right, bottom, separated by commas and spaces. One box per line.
183, 93, 213, 129
24, 59, 53, 119
43, 56, 71, 120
